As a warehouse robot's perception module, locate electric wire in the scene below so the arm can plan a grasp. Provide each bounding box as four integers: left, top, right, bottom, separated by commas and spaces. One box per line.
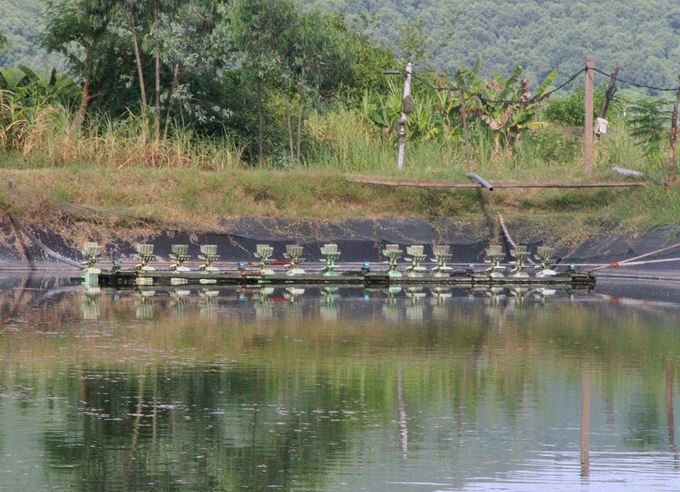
592, 67, 678, 93
471, 68, 585, 105
405, 63, 680, 105
410, 68, 586, 105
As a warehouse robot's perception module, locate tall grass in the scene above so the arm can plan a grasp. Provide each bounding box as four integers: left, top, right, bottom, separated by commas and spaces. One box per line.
2, 94, 669, 183
304, 108, 594, 181
2, 103, 246, 171
303, 107, 674, 187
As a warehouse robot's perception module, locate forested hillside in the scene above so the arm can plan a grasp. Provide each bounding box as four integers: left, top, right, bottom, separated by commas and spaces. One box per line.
2, 0, 680, 90
0, 0, 64, 70
312, 0, 680, 89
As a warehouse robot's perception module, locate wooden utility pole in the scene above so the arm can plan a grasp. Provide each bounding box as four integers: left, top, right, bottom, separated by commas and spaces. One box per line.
598, 62, 619, 119
584, 57, 594, 174
667, 75, 680, 189
397, 63, 412, 171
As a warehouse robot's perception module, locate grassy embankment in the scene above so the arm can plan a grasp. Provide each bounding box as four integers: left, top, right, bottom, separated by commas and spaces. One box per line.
1, 105, 677, 249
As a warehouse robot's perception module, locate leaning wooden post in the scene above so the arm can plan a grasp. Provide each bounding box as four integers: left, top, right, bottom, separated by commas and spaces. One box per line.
584, 57, 595, 175
667, 75, 680, 190
460, 85, 472, 173
598, 62, 619, 120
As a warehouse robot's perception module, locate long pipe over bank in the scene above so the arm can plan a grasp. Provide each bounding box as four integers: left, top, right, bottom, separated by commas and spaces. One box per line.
347, 178, 647, 189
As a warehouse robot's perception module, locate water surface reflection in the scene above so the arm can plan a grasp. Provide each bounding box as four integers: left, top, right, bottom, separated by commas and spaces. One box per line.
0, 277, 679, 491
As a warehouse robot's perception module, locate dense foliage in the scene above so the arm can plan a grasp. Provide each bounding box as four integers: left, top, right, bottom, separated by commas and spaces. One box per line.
2, 0, 395, 161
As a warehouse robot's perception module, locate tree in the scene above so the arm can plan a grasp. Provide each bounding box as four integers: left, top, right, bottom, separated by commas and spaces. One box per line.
333, 12, 397, 100
149, 0, 225, 140
544, 84, 610, 127
279, 10, 354, 163
455, 60, 558, 152
395, 16, 455, 68
230, 0, 299, 164
627, 97, 673, 157
229, 0, 353, 164
38, 0, 119, 128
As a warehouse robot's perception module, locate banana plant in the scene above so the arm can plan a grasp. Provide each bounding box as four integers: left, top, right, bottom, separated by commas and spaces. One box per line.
0, 66, 80, 107
455, 60, 558, 153
0, 66, 80, 152
363, 56, 557, 150
362, 79, 440, 142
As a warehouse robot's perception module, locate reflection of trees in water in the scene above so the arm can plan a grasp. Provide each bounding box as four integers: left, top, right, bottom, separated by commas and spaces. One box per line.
624, 399, 664, 448
39, 366, 359, 491
3, 283, 680, 488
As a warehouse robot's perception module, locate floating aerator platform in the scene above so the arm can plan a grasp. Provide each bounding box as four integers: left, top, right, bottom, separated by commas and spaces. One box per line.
81, 242, 595, 289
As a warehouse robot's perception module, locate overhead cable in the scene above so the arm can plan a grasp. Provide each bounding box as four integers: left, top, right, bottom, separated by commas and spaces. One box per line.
407, 64, 680, 104
410, 68, 586, 105
591, 67, 678, 93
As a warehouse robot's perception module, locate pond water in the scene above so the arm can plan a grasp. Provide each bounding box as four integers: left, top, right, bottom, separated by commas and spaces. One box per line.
1, 276, 680, 491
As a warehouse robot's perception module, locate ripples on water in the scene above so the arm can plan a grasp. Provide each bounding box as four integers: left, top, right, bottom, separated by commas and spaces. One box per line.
0, 276, 680, 491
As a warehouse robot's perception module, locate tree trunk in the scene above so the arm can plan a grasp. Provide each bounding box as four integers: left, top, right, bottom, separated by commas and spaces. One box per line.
130, 3, 147, 113
153, 0, 161, 144
163, 3, 194, 140
257, 80, 264, 165
296, 91, 303, 164
164, 63, 181, 140
460, 85, 472, 173
71, 47, 94, 134
667, 76, 680, 189
598, 62, 619, 119
286, 95, 294, 160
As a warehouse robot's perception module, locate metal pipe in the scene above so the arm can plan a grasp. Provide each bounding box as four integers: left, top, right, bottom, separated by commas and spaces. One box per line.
466, 173, 494, 191
347, 177, 646, 188
589, 240, 680, 272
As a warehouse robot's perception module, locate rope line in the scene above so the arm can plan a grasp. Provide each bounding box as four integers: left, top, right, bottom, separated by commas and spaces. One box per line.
591, 67, 678, 93
405, 64, 680, 104
473, 68, 585, 105
410, 68, 586, 105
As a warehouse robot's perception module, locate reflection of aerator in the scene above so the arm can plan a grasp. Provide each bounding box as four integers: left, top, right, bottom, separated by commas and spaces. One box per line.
81, 284, 101, 320
135, 290, 155, 319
